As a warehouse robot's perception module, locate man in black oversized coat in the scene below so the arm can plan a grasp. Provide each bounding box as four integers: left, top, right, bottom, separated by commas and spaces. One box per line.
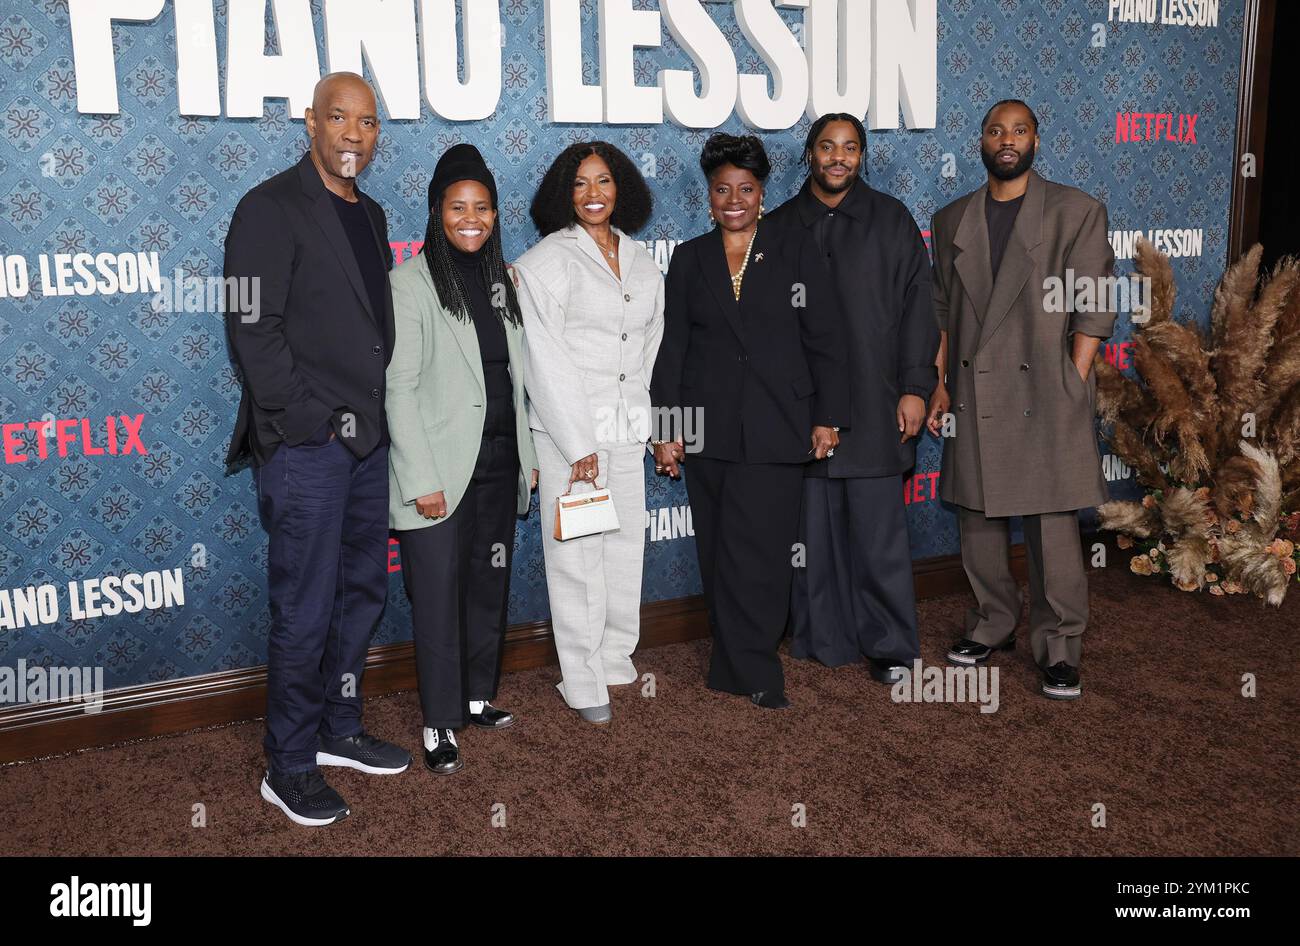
769, 114, 939, 683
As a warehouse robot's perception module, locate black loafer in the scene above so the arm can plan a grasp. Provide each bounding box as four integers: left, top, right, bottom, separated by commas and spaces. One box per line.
867, 658, 909, 684
946, 633, 1016, 666
750, 690, 790, 709
1042, 661, 1082, 700
422, 728, 463, 775
469, 703, 515, 729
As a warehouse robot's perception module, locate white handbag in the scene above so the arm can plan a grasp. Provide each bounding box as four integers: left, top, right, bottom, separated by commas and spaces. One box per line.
553, 482, 620, 541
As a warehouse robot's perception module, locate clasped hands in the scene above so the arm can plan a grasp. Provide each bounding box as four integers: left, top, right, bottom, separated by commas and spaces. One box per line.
651, 425, 840, 476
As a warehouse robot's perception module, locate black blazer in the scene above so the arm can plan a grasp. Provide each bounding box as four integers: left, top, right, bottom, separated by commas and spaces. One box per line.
223, 153, 395, 466
768, 179, 938, 477
651, 224, 849, 464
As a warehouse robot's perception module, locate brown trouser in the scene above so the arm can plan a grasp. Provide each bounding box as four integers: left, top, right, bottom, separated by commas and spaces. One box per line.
957, 506, 1088, 668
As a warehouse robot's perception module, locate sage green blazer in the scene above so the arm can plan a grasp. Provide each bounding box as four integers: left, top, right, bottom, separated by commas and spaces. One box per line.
385, 252, 538, 531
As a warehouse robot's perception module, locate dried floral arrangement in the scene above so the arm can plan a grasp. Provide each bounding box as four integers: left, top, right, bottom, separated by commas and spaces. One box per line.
1094, 240, 1300, 604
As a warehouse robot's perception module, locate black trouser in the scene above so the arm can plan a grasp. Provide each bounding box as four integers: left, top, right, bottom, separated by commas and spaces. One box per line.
395, 393, 519, 729
686, 455, 804, 696
789, 475, 920, 667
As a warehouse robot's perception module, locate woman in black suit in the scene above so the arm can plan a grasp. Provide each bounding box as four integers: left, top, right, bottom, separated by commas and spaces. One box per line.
649, 134, 849, 709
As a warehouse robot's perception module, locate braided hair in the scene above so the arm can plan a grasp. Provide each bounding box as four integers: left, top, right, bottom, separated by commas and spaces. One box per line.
421, 188, 523, 327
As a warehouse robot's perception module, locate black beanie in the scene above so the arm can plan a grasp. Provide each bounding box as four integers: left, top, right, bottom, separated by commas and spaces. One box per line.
428, 143, 498, 210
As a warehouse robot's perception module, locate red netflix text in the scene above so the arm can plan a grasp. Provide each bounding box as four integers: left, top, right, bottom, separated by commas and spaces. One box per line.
904, 471, 940, 505
1105, 341, 1134, 370
2, 415, 147, 464
1114, 112, 1198, 143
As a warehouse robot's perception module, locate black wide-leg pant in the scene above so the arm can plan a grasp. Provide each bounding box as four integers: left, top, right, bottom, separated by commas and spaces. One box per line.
686, 456, 804, 696
395, 395, 519, 730
789, 475, 920, 667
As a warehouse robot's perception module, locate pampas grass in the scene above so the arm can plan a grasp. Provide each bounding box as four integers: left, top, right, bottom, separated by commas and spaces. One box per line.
1096, 240, 1300, 605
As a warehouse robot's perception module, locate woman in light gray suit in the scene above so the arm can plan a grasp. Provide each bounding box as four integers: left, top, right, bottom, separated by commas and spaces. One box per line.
387, 145, 538, 774
512, 142, 664, 724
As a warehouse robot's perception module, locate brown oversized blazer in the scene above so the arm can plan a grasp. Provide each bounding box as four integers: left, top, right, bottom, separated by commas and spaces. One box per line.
930, 170, 1116, 517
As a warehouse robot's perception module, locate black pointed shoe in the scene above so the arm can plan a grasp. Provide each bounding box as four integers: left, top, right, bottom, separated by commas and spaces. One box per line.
867, 658, 910, 684
750, 690, 790, 709
1042, 661, 1082, 701
469, 702, 515, 729
423, 727, 463, 775
946, 633, 1016, 666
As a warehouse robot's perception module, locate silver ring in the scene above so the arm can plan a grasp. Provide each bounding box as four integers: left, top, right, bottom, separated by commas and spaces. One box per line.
827, 449, 835, 457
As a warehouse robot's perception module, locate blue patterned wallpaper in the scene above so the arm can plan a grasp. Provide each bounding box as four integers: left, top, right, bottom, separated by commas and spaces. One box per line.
0, 0, 1243, 689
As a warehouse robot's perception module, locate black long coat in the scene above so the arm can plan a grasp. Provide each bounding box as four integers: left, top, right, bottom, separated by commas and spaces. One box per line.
767, 178, 939, 478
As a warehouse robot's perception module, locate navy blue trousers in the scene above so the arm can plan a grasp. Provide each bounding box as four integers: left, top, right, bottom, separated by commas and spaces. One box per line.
255, 439, 390, 774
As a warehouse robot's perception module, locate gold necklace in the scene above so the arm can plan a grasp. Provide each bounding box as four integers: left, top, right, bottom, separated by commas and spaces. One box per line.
591, 228, 618, 260
730, 225, 759, 301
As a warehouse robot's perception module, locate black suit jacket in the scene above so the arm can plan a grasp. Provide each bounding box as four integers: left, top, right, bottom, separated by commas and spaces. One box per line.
224, 153, 395, 466
767, 179, 938, 477
650, 224, 849, 464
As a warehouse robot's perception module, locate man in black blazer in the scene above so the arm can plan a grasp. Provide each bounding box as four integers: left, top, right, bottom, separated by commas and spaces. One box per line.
225, 72, 409, 827
771, 114, 939, 684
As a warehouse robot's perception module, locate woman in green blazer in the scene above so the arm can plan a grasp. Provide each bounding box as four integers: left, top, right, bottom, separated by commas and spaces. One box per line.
386, 145, 538, 776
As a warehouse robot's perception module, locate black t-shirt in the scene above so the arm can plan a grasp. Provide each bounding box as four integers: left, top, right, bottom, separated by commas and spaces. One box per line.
985, 190, 1025, 280
327, 190, 389, 447
328, 190, 388, 333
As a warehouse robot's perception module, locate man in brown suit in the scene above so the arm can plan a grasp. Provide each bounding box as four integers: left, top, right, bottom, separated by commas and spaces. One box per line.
926, 100, 1115, 700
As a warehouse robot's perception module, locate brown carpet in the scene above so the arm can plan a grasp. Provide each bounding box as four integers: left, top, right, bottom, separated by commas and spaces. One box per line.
2, 564, 1296, 856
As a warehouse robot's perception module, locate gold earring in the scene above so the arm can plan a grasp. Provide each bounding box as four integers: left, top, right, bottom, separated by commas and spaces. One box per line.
758, 204, 765, 220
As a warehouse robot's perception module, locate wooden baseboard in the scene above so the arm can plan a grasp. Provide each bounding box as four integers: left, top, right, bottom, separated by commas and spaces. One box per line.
0, 547, 1021, 764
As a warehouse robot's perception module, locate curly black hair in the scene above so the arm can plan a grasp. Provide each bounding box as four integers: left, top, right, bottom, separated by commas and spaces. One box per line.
699, 133, 771, 183
529, 141, 653, 236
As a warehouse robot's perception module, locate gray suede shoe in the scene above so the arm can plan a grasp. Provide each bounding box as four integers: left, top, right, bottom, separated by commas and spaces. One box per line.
576, 703, 612, 724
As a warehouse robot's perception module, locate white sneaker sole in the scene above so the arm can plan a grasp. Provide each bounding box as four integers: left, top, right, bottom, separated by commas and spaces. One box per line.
315, 751, 410, 775
260, 778, 349, 827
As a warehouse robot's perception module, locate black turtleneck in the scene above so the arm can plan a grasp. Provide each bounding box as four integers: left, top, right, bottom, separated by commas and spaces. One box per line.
448, 243, 511, 403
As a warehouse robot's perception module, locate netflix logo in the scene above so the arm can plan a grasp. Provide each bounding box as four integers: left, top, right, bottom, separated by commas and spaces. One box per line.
1105, 341, 1135, 370
2, 414, 147, 464
904, 471, 940, 505
1115, 112, 1198, 144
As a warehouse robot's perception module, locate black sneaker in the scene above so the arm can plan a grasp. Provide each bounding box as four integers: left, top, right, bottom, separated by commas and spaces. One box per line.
1042, 661, 1082, 700
260, 768, 350, 827
946, 633, 1016, 666
316, 731, 411, 774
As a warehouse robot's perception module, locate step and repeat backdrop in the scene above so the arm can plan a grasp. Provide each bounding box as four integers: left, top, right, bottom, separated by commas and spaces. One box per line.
0, 0, 1239, 692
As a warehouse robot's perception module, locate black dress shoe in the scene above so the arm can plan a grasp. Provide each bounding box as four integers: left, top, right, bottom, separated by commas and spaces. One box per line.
422, 728, 463, 775
867, 657, 909, 684
469, 703, 515, 729
1042, 661, 1082, 700
750, 690, 790, 709
946, 633, 1016, 666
